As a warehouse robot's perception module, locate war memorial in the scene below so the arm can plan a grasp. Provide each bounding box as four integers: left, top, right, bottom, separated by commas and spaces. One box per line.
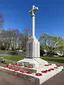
0, 5, 63, 85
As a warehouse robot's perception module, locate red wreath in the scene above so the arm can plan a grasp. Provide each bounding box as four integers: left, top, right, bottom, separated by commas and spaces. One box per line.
3, 65, 8, 68
8, 67, 12, 69
26, 71, 32, 74
36, 73, 42, 76
45, 63, 52, 66
54, 67, 58, 69
49, 68, 54, 70
24, 66, 28, 68
14, 68, 19, 71
45, 64, 49, 66
41, 70, 48, 73
28, 66, 33, 68
24, 65, 33, 68
19, 70, 25, 73
47, 69, 51, 72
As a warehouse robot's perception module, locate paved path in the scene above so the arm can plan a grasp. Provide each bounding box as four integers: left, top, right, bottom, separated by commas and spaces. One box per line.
0, 63, 64, 85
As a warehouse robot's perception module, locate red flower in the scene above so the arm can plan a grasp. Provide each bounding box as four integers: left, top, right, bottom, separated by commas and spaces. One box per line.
16, 64, 21, 66
14, 68, 19, 71
11, 63, 18, 66
45, 64, 49, 66
28, 66, 33, 68
45, 63, 52, 66
11, 68, 15, 70
50, 68, 54, 70
24, 66, 28, 68
8, 67, 12, 69
42, 70, 48, 73
3, 65, 8, 68
36, 73, 42, 76
26, 71, 32, 74
19, 70, 25, 73
11, 68, 18, 71
24, 66, 33, 68
47, 69, 51, 72
54, 67, 58, 69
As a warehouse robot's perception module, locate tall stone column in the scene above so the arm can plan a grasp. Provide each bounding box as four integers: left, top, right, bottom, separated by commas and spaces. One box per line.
32, 14, 35, 37
29, 5, 38, 37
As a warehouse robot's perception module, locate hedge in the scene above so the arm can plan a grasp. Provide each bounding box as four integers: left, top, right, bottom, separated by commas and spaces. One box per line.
41, 56, 64, 63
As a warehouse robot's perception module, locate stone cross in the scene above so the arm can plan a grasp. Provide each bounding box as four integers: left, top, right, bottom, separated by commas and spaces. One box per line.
29, 5, 38, 37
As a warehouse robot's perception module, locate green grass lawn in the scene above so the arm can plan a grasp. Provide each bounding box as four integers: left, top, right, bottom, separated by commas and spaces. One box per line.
0, 55, 64, 63
0, 55, 24, 61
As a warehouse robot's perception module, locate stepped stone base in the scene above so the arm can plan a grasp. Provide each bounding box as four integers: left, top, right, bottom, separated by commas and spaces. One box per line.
17, 58, 48, 68
0, 60, 63, 85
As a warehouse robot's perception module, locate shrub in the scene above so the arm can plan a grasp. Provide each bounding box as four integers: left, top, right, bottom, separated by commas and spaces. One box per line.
41, 56, 64, 63
9, 51, 18, 55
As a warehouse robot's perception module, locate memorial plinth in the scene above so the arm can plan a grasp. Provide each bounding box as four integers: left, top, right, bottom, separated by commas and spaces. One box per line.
17, 5, 48, 68
18, 36, 48, 68
17, 5, 63, 84
0, 5, 63, 85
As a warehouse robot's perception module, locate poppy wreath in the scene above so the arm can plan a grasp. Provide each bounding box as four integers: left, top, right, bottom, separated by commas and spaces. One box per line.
47, 69, 51, 72
54, 66, 58, 69
41, 70, 48, 73
19, 69, 25, 73
45, 64, 49, 66
24, 65, 33, 68
36, 73, 42, 76
47, 68, 54, 72
13, 68, 19, 71
26, 71, 32, 74
16, 64, 21, 66
8, 66, 12, 69
45, 63, 52, 66
49, 68, 54, 70
3, 65, 8, 68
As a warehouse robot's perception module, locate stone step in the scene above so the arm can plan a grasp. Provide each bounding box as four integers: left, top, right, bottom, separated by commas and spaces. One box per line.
2, 63, 59, 73
0, 65, 63, 85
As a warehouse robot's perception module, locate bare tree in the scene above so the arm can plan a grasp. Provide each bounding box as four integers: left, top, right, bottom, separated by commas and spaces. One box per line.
19, 27, 31, 52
